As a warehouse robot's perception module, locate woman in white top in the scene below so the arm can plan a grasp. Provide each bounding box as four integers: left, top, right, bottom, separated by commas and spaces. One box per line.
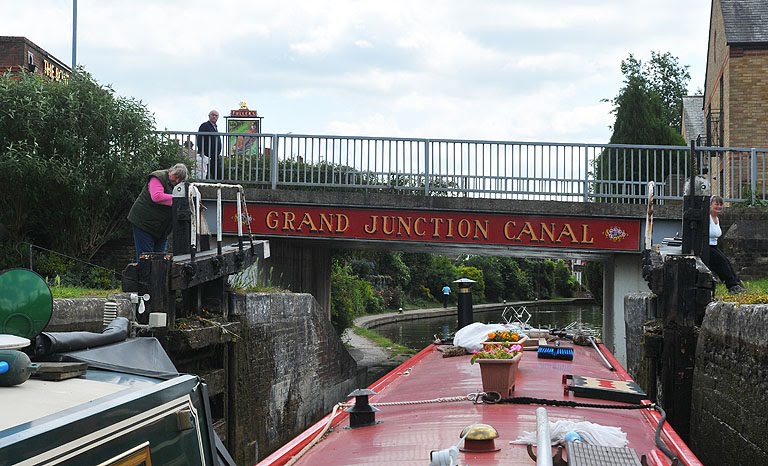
709, 195, 745, 293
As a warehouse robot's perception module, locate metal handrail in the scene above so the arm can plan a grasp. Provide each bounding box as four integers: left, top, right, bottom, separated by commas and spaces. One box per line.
157, 131, 768, 204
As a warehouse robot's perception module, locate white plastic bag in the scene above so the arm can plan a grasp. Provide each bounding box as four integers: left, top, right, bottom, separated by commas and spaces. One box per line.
453, 322, 508, 353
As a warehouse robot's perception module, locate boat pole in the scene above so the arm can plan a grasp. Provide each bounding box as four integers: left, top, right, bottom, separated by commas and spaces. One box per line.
535, 407, 553, 466
589, 336, 615, 371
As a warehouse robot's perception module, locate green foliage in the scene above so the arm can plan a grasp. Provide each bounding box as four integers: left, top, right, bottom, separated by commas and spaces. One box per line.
592, 52, 690, 201
30, 248, 120, 289
617, 52, 691, 132
499, 258, 534, 301
583, 261, 604, 302
552, 259, 576, 298
330, 261, 383, 333
456, 265, 485, 302
351, 327, 416, 357
0, 68, 186, 266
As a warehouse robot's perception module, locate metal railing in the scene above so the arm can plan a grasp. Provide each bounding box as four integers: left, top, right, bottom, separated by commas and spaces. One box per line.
158, 131, 768, 204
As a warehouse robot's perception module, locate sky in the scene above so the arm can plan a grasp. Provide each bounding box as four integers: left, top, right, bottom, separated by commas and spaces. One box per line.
2, 0, 711, 143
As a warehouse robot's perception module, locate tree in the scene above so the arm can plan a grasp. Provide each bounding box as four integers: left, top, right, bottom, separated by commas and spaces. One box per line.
0, 69, 184, 268
593, 52, 690, 201
617, 52, 691, 133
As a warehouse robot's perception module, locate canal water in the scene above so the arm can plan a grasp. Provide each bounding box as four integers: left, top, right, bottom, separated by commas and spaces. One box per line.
372, 303, 602, 351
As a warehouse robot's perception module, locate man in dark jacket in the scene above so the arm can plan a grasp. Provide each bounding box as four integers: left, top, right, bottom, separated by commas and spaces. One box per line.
127, 163, 188, 261
197, 109, 222, 179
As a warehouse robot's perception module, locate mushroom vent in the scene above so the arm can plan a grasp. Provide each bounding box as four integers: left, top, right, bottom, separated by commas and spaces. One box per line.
460, 423, 500, 452
345, 388, 380, 428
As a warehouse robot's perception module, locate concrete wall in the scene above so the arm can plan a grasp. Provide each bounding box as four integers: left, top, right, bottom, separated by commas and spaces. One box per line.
228, 292, 365, 464
690, 301, 768, 466
603, 253, 650, 366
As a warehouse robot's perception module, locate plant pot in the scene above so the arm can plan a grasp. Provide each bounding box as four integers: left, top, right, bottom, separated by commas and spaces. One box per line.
477, 352, 522, 398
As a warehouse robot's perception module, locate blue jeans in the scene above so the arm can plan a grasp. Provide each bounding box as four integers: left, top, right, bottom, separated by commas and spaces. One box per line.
132, 225, 168, 262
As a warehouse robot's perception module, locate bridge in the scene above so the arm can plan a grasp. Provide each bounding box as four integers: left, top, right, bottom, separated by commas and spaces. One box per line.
159, 130, 768, 364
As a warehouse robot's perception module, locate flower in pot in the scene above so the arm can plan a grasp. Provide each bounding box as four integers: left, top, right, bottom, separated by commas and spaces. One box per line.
485, 330, 522, 343
471, 344, 524, 397
482, 329, 528, 350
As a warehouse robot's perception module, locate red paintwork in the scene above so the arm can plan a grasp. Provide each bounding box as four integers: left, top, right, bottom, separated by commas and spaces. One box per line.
258, 342, 702, 466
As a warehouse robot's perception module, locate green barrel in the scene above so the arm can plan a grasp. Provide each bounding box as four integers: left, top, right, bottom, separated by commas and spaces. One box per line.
0, 349, 37, 386
0, 268, 53, 339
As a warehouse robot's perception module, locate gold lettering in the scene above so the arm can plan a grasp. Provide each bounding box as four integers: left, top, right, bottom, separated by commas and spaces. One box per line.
382, 216, 395, 235
517, 222, 539, 242
540, 223, 556, 243
266, 211, 279, 230
457, 219, 471, 238
581, 224, 594, 244
557, 224, 579, 243
473, 220, 489, 240
282, 211, 296, 231
397, 217, 413, 237
503, 221, 518, 240
430, 218, 443, 238
337, 214, 349, 233
319, 213, 334, 232
364, 216, 378, 234
446, 218, 455, 238
414, 217, 426, 236
299, 212, 318, 231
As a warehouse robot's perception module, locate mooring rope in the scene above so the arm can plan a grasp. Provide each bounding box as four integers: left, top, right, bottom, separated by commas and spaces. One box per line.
288, 392, 678, 465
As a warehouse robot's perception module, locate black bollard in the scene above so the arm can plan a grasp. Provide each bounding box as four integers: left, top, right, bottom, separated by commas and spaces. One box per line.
454, 278, 476, 330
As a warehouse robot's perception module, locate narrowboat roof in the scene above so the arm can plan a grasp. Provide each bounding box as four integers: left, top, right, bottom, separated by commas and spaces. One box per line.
259, 339, 702, 466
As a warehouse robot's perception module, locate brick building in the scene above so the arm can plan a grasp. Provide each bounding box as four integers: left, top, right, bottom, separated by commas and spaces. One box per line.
702, 0, 768, 197
0, 36, 71, 81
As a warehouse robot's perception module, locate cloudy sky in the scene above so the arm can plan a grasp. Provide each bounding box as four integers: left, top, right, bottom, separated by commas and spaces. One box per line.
3, 0, 711, 143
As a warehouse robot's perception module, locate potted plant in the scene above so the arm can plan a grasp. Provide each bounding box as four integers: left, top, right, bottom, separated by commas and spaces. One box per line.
471, 343, 524, 397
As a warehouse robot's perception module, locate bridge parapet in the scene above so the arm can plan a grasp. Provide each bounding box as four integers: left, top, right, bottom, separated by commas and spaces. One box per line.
159, 130, 768, 204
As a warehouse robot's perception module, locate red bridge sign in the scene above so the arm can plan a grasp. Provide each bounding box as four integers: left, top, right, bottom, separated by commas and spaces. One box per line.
222, 203, 640, 251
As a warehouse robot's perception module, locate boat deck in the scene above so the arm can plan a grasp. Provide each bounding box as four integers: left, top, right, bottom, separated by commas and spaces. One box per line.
260, 340, 702, 465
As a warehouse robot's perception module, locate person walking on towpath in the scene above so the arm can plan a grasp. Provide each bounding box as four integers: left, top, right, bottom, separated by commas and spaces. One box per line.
127, 163, 189, 262
708, 195, 746, 294
442, 284, 451, 307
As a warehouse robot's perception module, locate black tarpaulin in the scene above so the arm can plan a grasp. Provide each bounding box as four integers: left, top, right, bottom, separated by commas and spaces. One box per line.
60, 337, 179, 380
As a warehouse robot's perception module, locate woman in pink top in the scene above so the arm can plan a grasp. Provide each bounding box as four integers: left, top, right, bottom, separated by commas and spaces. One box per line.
127, 163, 188, 261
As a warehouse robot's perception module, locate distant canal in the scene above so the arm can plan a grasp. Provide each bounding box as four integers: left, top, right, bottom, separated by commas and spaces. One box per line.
372, 303, 602, 351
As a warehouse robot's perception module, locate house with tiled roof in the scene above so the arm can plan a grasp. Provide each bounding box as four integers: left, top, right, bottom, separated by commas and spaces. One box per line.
704, 0, 768, 196
681, 95, 706, 143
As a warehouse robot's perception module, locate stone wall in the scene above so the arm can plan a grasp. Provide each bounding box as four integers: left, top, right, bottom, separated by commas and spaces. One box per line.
690, 301, 768, 466
720, 207, 768, 279
228, 292, 365, 464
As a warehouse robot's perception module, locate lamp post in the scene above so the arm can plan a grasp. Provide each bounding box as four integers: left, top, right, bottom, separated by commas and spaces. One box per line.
453, 278, 476, 330
72, 0, 77, 70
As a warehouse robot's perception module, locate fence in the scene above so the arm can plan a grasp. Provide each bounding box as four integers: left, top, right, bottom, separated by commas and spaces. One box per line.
159, 131, 768, 204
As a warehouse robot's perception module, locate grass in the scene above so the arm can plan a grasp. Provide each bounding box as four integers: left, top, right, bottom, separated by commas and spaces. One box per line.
50, 287, 121, 299
352, 326, 417, 356
715, 278, 768, 304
